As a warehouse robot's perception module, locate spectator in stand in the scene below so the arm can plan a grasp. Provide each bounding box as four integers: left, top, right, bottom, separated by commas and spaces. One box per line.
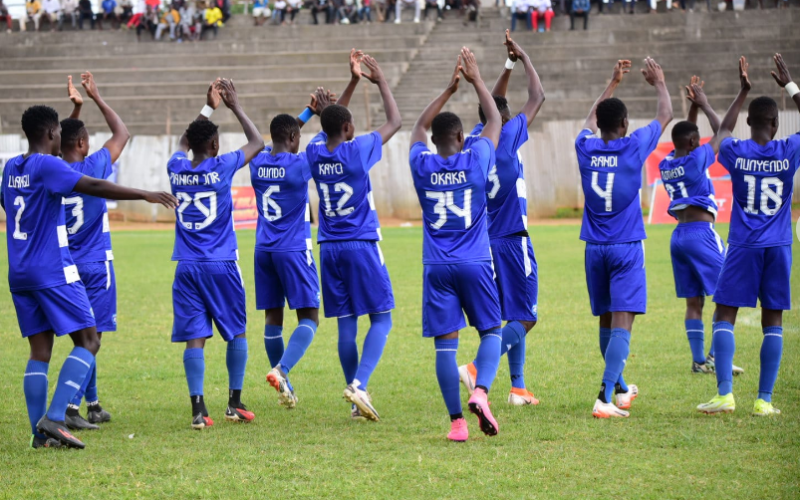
461, 0, 479, 27
77, 0, 95, 28
309, 0, 331, 23
647, 0, 668, 12
510, 0, 530, 31
272, 0, 286, 23
570, 0, 588, 30
61, 0, 79, 29
202, 1, 222, 38
214, 0, 229, 22
40, 0, 60, 30
359, 0, 372, 21
117, 0, 133, 22
423, 0, 442, 21
98, 0, 120, 28
176, 0, 194, 38
0, 0, 11, 32
338, 0, 358, 23
285, 0, 300, 23
136, 2, 158, 38
375, 0, 390, 21
530, 0, 553, 32
252, 0, 269, 24
22, 0, 42, 31
155, 1, 179, 38
127, 0, 145, 28
394, 0, 419, 23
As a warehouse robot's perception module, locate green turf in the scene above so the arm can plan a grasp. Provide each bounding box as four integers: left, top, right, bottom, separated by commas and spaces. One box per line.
0, 224, 798, 499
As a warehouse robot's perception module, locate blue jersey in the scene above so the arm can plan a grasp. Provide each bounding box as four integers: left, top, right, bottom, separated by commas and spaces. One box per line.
575, 120, 662, 244
306, 131, 383, 242
168, 150, 245, 261
250, 145, 312, 253
658, 143, 718, 220
465, 113, 529, 238
1, 154, 84, 292
718, 134, 800, 248
64, 148, 114, 263
410, 137, 495, 264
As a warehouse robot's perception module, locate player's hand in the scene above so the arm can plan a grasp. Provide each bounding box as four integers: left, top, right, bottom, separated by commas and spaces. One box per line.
445, 56, 461, 95
349, 48, 364, 80
770, 53, 792, 89
611, 60, 631, 85
145, 191, 179, 209
739, 56, 752, 92
459, 47, 481, 84
641, 57, 665, 86
313, 87, 336, 114
216, 78, 240, 110
68, 75, 83, 106
207, 78, 221, 110
503, 29, 526, 63
685, 75, 707, 105
362, 55, 385, 84
80, 71, 100, 100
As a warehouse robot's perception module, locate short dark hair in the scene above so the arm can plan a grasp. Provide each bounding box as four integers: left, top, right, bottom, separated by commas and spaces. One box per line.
748, 96, 778, 128
671, 120, 699, 146
431, 112, 463, 138
320, 105, 352, 137
185, 119, 219, 151
21, 105, 59, 141
270, 114, 300, 143
478, 95, 510, 124
596, 98, 627, 133
60, 118, 87, 150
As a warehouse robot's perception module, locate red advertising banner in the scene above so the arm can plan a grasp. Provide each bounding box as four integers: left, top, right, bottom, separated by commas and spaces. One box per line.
232, 186, 258, 229
649, 179, 732, 224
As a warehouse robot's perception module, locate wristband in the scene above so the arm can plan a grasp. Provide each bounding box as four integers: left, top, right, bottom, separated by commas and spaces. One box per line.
505, 58, 516, 70
298, 107, 315, 123
200, 105, 214, 118
785, 82, 800, 98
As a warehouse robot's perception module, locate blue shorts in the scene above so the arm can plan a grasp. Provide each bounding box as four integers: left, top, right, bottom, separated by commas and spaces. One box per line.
77, 261, 117, 332
585, 241, 647, 316
319, 240, 394, 318
714, 244, 792, 310
491, 235, 538, 322
670, 222, 725, 299
254, 249, 320, 311
12, 282, 96, 338
172, 261, 247, 342
422, 262, 501, 338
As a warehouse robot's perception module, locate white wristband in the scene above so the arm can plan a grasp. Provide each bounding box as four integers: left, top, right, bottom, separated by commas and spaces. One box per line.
785, 82, 800, 98
200, 105, 214, 118
505, 58, 516, 70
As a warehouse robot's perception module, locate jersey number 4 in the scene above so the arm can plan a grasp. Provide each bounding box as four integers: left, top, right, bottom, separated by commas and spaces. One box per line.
591, 172, 615, 212
743, 175, 783, 216
176, 191, 218, 230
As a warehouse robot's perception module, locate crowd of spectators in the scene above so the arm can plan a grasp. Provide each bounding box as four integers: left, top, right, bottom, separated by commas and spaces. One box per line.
251, 0, 480, 25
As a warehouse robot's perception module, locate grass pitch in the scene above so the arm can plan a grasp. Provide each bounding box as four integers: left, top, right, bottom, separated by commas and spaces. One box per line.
0, 224, 798, 499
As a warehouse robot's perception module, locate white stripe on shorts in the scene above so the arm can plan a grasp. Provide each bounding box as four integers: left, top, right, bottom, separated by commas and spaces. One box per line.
521, 237, 531, 277
105, 261, 111, 290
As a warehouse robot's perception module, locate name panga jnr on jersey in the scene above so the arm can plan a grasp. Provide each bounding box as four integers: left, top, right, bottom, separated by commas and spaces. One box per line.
170, 171, 222, 186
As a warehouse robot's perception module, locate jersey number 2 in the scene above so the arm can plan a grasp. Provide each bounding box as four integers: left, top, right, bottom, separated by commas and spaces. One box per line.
12, 196, 27, 240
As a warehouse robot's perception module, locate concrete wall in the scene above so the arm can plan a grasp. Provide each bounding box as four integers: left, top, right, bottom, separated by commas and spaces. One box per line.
2, 111, 799, 223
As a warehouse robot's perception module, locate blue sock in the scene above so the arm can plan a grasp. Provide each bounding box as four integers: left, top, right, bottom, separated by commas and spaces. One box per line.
600, 327, 627, 392
712, 321, 735, 396
708, 312, 716, 358
69, 359, 96, 407
24, 360, 49, 438
84, 362, 98, 403
758, 326, 783, 403
474, 328, 502, 391
337, 316, 359, 385
602, 328, 630, 403
280, 319, 317, 374
685, 319, 706, 364
226, 337, 248, 391
434, 337, 461, 416
183, 348, 205, 397
499, 321, 525, 356
264, 325, 284, 369
354, 312, 392, 390
47, 347, 94, 422
502, 322, 527, 389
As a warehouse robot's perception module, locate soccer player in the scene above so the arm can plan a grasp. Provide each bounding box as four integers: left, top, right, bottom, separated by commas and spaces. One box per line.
259, 51, 364, 410
305, 54, 401, 421
575, 58, 672, 418
409, 48, 503, 441
659, 76, 746, 376
697, 54, 800, 416
59, 72, 130, 431
458, 31, 545, 407
169, 79, 265, 429
3, 105, 175, 449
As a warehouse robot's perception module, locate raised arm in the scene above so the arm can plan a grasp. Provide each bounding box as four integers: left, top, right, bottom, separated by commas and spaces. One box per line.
709, 57, 751, 152
178, 80, 221, 153
217, 78, 265, 164
685, 77, 721, 134
67, 75, 83, 119
583, 60, 630, 133
74, 176, 177, 209
771, 53, 800, 115
461, 47, 501, 148
410, 58, 461, 147
641, 57, 673, 132
685, 76, 701, 124
337, 48, 363, 108
504, 33, 545, 127
81, 71, 130, 163
490, 30, 517, 98
362, 54, 401, 144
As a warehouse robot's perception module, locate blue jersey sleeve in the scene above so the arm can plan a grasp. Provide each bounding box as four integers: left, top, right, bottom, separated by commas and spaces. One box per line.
632, 120, 662, 163
469, 123, 484, 137
299, 152, 312, 182
574, 128, 595, 154
82, 148, 112, 179
468, 136, 495, 179
355, 131, 383, 172
409, 142, 430, 170
784, 132, 800, 173
717, 137, 737, 172
309, 131, 327, 145
220, 150, 246, 181
690, 143, 714, 175
41, 156, 84, 196
502, 113, 529, 155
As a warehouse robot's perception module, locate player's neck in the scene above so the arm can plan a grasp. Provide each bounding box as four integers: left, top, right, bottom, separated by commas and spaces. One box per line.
674, 148, 689, 158
600, 131, 622, 143
25, 143, 53, 157
190, 150, 213, 167
271, 142, 294, 155
750, 129, 772, 146
62, 149, 84, 164
326, 135, 347, 152
435, 144, 460, 159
